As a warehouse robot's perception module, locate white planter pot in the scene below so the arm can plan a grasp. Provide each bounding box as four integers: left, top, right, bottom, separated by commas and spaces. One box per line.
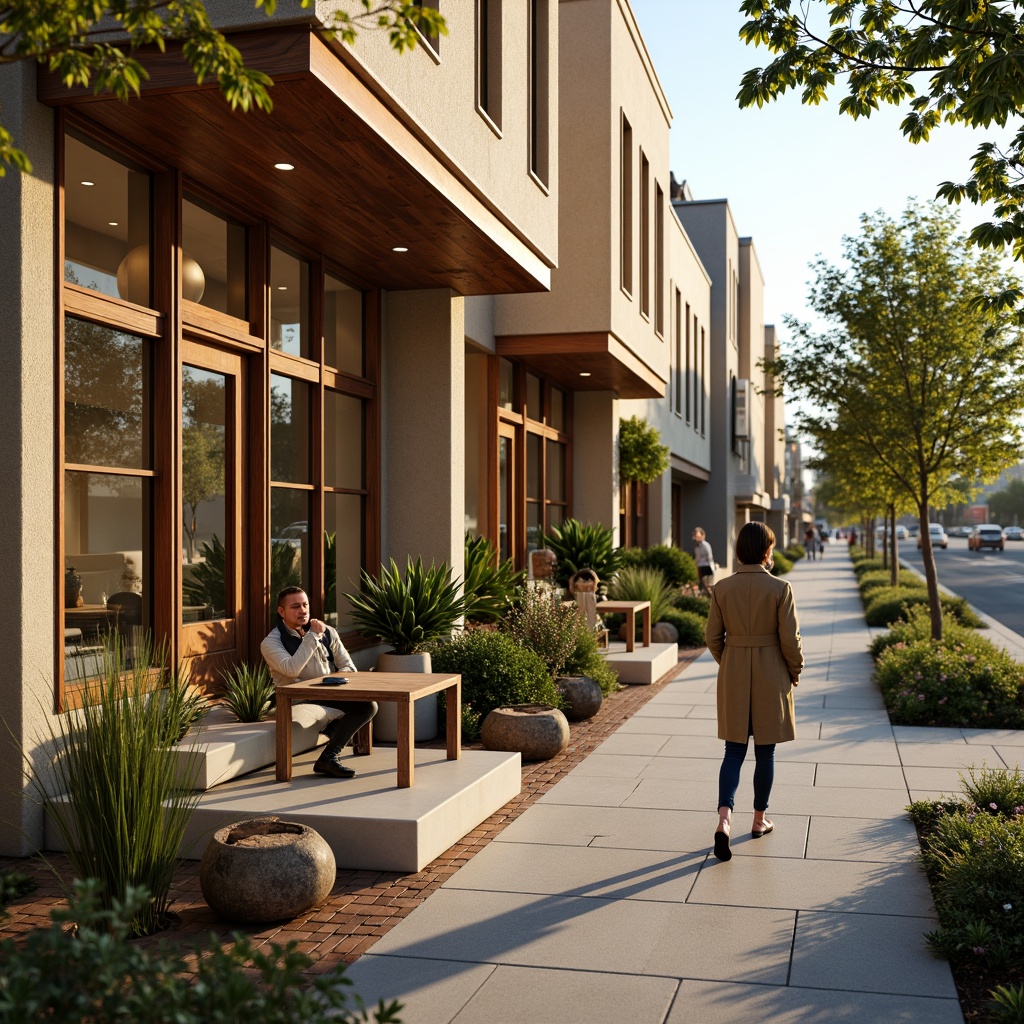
373, 651, 438, 742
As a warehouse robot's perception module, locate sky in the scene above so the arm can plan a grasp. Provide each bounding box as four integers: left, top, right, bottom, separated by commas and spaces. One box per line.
629, 1, 1011, 343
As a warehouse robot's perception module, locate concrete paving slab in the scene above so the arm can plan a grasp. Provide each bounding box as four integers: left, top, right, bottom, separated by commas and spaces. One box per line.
441, 841, 704, 903
617, 716, 723, 736
791, 912, 956, 997
449, 965, 678, 1024
689, 855, 935, 917
343, 955, 495, 1024
897, 743, 1001, 768
683, 705, 718, 719
641, 903, 796, 984
893, 726, 968, 744
805, 816, 920, 863
963, 729, 1024, 747
817, 722, 896, 741
638, 756, 815, 788
656, 689, 717, 704
632, 703, 698, 719
995, 747, 1024, 770
665, 980, 964, 1023
659, 734, 745, 759
902, 765, 969, 795
537, 775, 639, 807
777, 739, 901, 765
822, 695, 888, 710
812, 763, 908, 790
565, 753, 654, 778
593, 733, 671, 756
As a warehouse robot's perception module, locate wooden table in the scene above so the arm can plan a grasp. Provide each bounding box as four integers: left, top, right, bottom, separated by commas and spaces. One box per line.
64, 603, 119, 643
275, 672, 461, 788
596, 600, 651, 652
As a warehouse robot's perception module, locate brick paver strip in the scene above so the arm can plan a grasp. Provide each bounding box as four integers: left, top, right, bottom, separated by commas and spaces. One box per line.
0, 648, 703, 972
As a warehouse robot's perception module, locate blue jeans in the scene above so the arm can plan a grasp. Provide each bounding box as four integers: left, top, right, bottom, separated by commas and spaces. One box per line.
717, 739, 776, 812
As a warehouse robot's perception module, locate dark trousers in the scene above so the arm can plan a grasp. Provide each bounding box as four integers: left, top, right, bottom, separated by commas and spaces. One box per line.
717, 738, 776, 812
317, 701, 377, 747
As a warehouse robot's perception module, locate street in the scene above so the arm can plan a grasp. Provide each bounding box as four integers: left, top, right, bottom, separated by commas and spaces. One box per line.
897, 535, 1024, 635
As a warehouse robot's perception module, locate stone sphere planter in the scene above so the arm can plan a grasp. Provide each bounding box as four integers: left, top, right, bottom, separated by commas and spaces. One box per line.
651, 622, 679, 644
480, 704, 570, 761
199, 816, 336, 924
554, 675, 603, 721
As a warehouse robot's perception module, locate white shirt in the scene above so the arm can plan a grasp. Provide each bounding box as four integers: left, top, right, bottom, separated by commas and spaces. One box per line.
260, 624, 357, 687
694, 539, 714, 568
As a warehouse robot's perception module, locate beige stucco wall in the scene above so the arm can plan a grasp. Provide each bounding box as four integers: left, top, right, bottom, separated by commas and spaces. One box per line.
572, 392, 620, 539
0, 63, 60, 855
738, 237, 767, 505
381, 289, 465, 578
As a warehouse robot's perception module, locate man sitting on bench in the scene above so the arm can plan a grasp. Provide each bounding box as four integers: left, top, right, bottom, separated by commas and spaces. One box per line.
261, 586, 377, 780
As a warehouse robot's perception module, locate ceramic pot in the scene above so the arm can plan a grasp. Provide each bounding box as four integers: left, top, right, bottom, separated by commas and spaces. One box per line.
372, 651, 438, 742
64, 567, 82, 609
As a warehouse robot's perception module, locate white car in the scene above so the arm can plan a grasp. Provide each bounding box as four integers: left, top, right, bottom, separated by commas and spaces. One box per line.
917, 523, 948, 550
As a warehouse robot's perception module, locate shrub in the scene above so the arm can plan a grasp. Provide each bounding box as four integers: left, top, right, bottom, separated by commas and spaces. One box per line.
864, 586, 983, 628
673, 593, 710, 618
428, 630, 561, 736
618, 545, 697, 587
858, 569, 925, 597
959, 764, 1024, 816
659, 608, 707, 647
607, 565, 677, 625
874, 635, 1024, 728
541, 519, 622, 592
782, 544, 805, 561
0, 869, 36, 921
0, 879, 401, 1023
869, 606, 976, 660
851, 556, 885, 578
769, 551, 793, 576
559, 613, 621, 695
23, 635, 203, 936
463, 534, 524, 624
502, 586, 584, 679
219, 662, 274, 722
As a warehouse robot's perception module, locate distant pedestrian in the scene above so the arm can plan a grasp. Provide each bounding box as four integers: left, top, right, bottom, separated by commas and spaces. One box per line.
849, 528, 857, 547
693, 527, 716, 594
705, 522, 804, 861
818, 527, 826, 558
803, 523, 817, 560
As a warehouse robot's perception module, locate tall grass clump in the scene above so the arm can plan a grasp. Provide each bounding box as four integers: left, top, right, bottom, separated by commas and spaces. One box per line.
219, 662, 275, 722
27, 634, 204, 936
607, 565, 677, 625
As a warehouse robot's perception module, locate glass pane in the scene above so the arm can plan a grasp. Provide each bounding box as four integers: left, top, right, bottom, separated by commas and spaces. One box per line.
546, 503, 564, 535
526, 433, 542, 500
498, 358, 515, 411
65, 317, 151, 470
270, 489, 310, 604
64, 471, 151, 677
526, 502, 541, 554
182, 195, 247, 318
324, 274, 363, 374
498, 436, 511, 562
324, 391, 364, 489
270, 374, 311, 484
550, 387, 565, 431
270, 247, 310, 358
526, 373, 542, 421
546, 439, 565, 501
64, 132, 151, 306
181, 367, 227, 620
325, 492, 363, 630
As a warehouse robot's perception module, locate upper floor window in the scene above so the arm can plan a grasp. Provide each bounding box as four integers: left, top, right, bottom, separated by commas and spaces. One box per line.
477, 0, 503, 129
620, 114, 633, 295
640, 151, 650, 318
64, 131, 151, 308
414, 0, 442, 57
270, 246, 311, 359
529, 0, 550, 185
654, 183, 665, 336
182, 195, 248, 319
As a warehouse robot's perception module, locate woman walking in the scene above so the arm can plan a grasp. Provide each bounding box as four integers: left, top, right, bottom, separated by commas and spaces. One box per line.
705, 522, 803, 861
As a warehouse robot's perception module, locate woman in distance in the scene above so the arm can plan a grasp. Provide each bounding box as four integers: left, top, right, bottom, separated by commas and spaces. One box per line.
705, 522, 803, 861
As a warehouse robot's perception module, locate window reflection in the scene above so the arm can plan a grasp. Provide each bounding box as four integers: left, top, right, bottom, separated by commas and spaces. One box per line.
324, 390, 364, 490
270, 247, 310, 358
182, 196, 247, 318
270, 490, 309, 605
270, 374, 311, 484
325, 493, 363, 630
64, 132, 151, 306
324, 274, 363, 374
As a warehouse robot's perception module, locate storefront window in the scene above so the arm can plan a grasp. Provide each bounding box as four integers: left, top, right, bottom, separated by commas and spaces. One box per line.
270, 374, 311, 484
324, 274, 363, 374
324, 390, 364, 489
270, 247, 311, 358
182, 195, 247, 318
324, 492, 363, 629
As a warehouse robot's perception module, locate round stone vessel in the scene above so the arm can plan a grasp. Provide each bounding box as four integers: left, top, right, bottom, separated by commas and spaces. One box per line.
200, 816, 336, 924
481, 704, 570, 761
554, 675, 603, 721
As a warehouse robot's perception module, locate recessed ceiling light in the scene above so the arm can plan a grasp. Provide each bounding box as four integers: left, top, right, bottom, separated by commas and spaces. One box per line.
579, 371, 592, 377
80, 180, 94, 186
277, 285, 288, 290
392, 246, 409, 253
108, 221, 118, 226
274, 162, 295, 171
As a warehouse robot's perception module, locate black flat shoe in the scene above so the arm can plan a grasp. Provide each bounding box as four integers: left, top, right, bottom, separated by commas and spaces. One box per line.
313, 761, 356, 779
713, 829, 732, 861
751, 821, 774, 839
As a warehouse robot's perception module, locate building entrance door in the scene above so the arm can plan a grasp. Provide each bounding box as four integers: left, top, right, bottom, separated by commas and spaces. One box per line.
498, 422, 517, 565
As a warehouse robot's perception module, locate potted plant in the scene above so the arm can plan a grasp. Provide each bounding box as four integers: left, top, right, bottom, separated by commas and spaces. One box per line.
342, 557, 465, 741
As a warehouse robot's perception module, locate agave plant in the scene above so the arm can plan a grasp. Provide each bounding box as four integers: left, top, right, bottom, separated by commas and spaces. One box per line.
219, 662, 275, 722
342, 557, 465, 655
463, 534, 524, 624
540, 519, 622, 592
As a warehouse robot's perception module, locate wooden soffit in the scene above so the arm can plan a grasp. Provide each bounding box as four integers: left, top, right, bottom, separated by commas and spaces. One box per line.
39, 25, 550, 296
495, 332, 665, 400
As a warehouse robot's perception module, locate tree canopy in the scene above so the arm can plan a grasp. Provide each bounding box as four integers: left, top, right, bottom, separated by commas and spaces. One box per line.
767, 201, 1024, 638
0, 0, 446, 175
737, 1, 1024, 269
987, 477, 1024, 526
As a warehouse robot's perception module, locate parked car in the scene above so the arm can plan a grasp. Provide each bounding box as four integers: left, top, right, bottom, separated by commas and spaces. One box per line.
969, 524, 1005, 551
917, 523, 948, 550
907, 524, 920, 537
1005, 526, 1024, 541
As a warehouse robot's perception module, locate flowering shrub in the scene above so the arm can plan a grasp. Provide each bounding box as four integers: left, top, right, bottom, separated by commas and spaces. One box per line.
864, 586, 983, 628
875, 634, 1024, 728
869, 606, 977, 660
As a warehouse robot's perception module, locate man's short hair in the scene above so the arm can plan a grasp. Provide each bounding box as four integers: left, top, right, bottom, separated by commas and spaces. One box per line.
277, 585, 306, 608
736, 522, 776, 565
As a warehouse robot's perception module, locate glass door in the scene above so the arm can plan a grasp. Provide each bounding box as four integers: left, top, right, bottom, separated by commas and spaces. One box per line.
498, 421, 516, 565
179, 339, 245, 680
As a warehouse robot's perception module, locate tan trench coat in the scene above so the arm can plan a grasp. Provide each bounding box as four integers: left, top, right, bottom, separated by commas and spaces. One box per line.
705, 563, 804, 744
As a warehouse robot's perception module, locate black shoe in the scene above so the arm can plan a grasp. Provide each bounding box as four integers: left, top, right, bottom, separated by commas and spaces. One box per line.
313, 759, 356, 779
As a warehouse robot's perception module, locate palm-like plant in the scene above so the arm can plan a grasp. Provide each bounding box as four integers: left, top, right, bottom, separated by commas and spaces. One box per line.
463, 534, 524, 623
541, 519, 622, 592
219, 662, 275, 722
342, 557, 465, 655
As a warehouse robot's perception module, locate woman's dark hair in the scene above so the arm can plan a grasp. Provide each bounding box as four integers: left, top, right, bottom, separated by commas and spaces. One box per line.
736, 522, 776, 565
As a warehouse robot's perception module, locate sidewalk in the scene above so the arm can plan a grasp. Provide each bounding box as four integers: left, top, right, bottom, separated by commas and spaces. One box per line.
347, 554, 1024, 1023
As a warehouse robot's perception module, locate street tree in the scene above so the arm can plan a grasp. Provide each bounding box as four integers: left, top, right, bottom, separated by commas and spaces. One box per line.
0, 1, 446, 175
988, 478, 1024, 526
737, 1, 1024, 274
766, 202, 1024, 640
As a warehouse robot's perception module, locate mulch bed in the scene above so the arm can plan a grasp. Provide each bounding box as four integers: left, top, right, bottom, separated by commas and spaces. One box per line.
0, 648, 705, 972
